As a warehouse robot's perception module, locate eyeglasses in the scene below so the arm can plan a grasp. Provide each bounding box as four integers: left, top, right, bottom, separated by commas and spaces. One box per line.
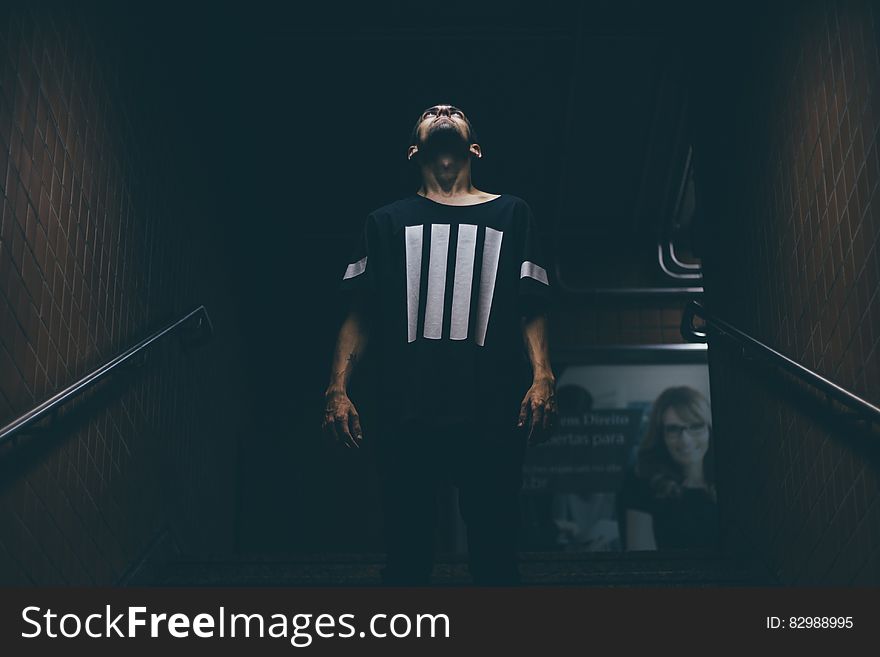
663, 422, 708, 438
421, 106, 465, 120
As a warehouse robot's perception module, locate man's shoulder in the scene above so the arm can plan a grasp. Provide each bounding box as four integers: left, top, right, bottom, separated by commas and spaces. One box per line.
497, 194, 535, 228
506, 194, 536, 215
366, 193, 531, 225
368, 195, 420, 219
499, 193, 527, 206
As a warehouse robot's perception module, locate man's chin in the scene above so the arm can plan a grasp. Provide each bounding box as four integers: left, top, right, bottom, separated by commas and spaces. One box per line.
421, 125, 469, 157
426, 120, 459, 137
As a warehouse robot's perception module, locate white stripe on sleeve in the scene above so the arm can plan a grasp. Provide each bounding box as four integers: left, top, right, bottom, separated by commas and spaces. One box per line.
520, 260, 549, 285
342, 256, 368, 280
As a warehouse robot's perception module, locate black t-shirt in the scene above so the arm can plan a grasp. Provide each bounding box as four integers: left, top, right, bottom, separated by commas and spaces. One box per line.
338, 193, 551, 433
618, 469, 720, 550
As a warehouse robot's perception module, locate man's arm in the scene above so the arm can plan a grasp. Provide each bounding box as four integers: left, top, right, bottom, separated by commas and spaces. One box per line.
322, 299, 370, 448
518, 312, 557, 444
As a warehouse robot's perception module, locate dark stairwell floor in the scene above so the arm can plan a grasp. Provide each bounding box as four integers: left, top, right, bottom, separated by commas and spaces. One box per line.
148, 550, 778, 587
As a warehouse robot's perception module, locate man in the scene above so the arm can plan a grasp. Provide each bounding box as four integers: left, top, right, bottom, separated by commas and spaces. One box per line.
322, 103, 556, 585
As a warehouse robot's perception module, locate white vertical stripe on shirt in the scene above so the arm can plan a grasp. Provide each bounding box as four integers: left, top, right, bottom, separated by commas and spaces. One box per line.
449, 224, 477, 340
474, 226, 503, 347
405, 225, 423, 343
423, 223, 450, 339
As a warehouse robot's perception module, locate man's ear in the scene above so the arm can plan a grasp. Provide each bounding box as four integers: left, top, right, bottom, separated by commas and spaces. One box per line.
407, 145, 418, 161
469, 143, 482, 159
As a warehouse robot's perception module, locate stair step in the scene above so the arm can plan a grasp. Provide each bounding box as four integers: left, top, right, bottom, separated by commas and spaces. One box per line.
152, 551, 775, 587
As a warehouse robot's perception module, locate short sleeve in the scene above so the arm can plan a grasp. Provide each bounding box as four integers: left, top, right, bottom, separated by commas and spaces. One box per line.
338, 214, 377, 298
517, 201, 551, 315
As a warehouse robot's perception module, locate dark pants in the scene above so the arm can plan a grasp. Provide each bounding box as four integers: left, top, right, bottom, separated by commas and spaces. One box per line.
373, 420, 528, 586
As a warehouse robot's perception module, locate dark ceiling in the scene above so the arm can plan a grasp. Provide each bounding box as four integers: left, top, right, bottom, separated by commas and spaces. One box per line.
94, 1, 713, 294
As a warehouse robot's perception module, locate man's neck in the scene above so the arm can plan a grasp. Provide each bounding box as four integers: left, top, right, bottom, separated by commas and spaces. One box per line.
418, 154, 475, 199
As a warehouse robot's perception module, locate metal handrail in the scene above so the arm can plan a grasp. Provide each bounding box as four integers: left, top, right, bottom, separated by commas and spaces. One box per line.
667, 241, 702, 271
681, 299, 880, 425
658, 242, 703, 280
0, 305, 213, 447
556, 279, 704, 296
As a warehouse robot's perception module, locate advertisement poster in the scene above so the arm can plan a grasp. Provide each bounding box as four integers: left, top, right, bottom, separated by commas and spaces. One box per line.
518, 346, 718, 553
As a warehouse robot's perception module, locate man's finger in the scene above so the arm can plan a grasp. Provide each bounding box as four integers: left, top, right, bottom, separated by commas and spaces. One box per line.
543, 403, 555, 432
342, 412, 360, 448
350, 413, 364, 445
324, 413, 339, 442
517, 399, 529, 428
530, 403, 544, 432
528, 423, 547, 446
335, 415, 357, 448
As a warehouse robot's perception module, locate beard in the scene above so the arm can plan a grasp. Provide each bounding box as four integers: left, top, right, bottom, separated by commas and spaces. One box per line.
418, 120, 470, 159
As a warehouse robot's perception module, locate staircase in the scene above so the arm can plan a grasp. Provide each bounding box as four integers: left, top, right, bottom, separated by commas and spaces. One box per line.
151, 550, 777, 587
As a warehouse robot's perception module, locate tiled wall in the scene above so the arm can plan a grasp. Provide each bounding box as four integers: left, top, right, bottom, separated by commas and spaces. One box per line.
0, 8, 240, 583
693, 0, 880, 584
551, 297, 690, 349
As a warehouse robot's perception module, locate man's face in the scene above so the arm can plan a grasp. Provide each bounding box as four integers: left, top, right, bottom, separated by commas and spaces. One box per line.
408, 104, 480, 161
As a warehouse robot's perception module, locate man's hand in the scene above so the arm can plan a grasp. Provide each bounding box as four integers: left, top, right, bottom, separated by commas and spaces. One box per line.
322, 388, 363, 449
517, 375, 557, 446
